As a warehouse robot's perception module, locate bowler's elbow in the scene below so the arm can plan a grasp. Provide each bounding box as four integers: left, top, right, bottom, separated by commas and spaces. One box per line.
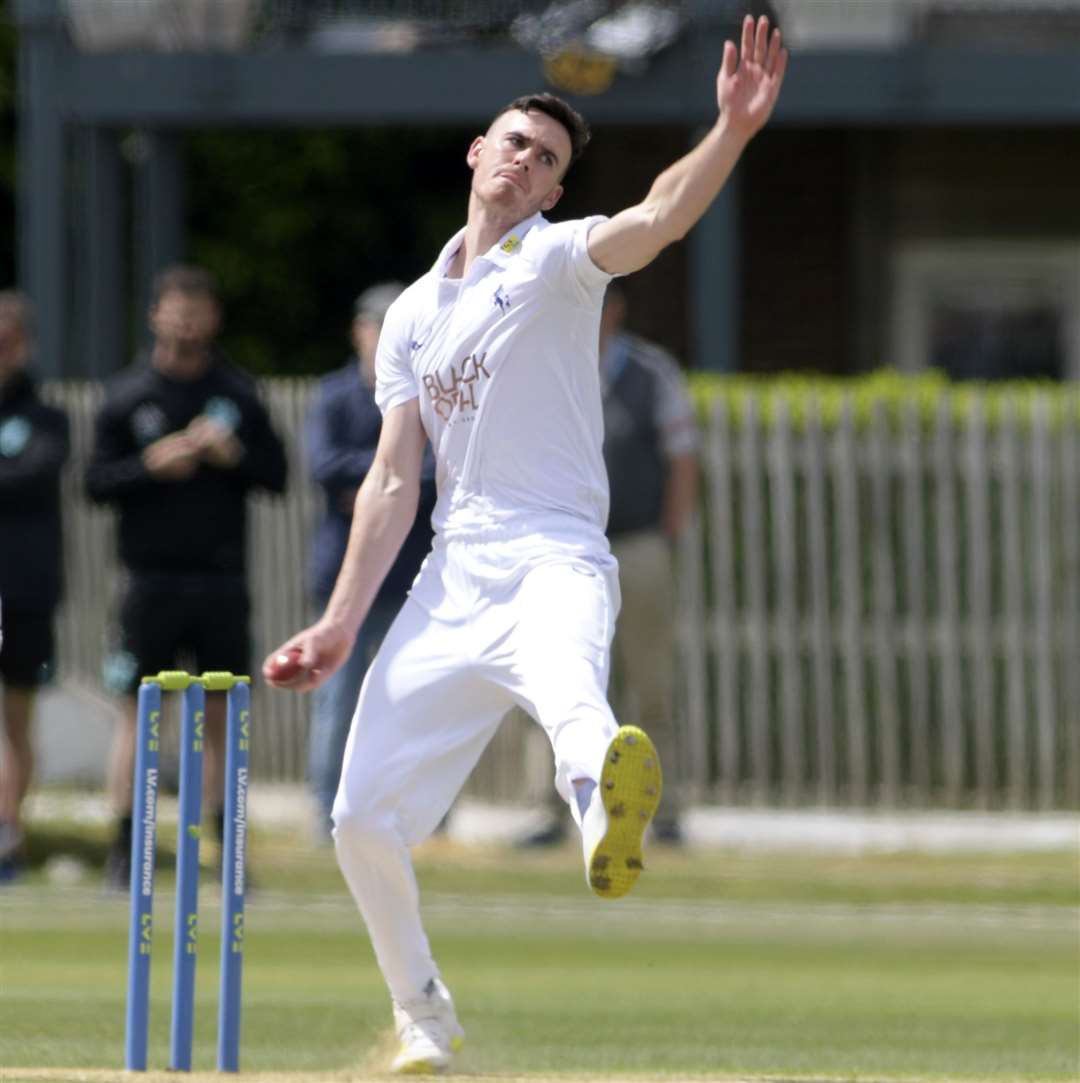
590, 203, 676, 276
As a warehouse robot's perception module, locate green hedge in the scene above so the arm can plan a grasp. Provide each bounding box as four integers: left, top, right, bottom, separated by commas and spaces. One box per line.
688, 369, 1080, 432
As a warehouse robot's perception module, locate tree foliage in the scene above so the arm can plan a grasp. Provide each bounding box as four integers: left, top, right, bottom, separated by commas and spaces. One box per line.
187, 126, 470, 375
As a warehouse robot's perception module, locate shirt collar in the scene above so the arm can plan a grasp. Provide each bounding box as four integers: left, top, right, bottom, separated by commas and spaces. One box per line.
432, 212, 546, 277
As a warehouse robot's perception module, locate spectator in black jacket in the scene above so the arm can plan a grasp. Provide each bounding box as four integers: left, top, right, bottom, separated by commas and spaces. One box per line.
87, 264, 288, 888
305, 283, 437, 840
0, 291, 69, 880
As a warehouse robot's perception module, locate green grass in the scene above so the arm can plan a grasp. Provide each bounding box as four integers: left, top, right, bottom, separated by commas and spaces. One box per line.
1, 816, 1077, 1081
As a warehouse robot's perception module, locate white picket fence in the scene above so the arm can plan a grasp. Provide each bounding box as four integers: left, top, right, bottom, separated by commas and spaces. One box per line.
44, 380, 1080, 809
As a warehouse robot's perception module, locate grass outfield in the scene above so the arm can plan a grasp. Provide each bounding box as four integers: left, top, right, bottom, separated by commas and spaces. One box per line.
1, 814, 1077, 1082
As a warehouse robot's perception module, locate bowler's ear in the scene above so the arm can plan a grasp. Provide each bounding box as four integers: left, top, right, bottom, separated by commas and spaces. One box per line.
541, 185, 564, 212
466, 135, 485, 171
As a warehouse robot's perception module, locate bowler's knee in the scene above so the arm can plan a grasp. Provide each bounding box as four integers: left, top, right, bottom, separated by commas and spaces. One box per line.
331, 801, 398, 857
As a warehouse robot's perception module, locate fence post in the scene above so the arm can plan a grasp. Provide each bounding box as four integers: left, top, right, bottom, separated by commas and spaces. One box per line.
834, 399, 868, 806
707, 397, 740, 801
963, 396, 995, 808
768, 398, 803, 805
868, 400, 900, 807
899, 397, 931, 798
1030, 397, 1057, 811
739, 395, 770, 803
999, 401, 1030, 808
804, 398, 836, 805
932, 398, 964, 806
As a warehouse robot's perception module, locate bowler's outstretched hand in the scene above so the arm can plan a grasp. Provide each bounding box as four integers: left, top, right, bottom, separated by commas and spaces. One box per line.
718, 14, 788, 140
262, 621, 353, 692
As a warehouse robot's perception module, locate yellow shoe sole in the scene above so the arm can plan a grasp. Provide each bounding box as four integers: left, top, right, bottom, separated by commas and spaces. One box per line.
588, 726, 662, 900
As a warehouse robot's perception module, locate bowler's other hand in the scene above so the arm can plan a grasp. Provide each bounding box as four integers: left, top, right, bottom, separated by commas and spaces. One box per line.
142, 432, 200, 480
718, 15, 788, 140
262, 621, 353, 692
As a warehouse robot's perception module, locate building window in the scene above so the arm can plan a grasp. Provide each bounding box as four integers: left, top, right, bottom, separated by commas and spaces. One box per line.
892, 243, 1080, 381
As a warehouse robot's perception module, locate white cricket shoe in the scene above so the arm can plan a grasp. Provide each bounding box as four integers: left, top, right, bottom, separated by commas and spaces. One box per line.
582, 725, 662, 899
391, 977, 465, 1074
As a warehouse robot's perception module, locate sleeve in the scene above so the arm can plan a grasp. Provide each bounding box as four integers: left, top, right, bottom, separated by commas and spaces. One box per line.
0, 405, 70, 507
85, 394, 155, 503
231, 385, 289, 495
374, 299, 419, 416
305, 382, 377, 490
529, 216, 614, 309
650, 348, 699, 458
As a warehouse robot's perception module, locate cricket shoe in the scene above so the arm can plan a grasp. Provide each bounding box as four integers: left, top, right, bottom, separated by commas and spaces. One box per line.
391, 977, 465, 1074
582, 725, 662, 899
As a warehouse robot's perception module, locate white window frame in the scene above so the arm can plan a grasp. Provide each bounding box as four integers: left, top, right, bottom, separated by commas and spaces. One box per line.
892, 241, 1080, 380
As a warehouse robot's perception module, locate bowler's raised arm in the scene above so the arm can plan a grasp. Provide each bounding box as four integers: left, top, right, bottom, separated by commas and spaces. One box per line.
587, 14, 788, 277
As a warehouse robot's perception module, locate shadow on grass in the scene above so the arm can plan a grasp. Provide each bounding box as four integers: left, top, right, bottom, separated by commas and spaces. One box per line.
21, 823, 178, 874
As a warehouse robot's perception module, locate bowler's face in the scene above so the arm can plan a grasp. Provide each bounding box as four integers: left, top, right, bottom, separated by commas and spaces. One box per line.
467, 109, 571, 219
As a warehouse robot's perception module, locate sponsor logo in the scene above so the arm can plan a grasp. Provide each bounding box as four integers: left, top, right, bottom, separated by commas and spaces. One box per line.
500, 234, 521, 254
231, 766, 248, 897
139, 912, 153, 955
493, 284, 511, 314
423, 353, 493, 422
184, 911, 198, 955
231, 912, 244, 954
140, 767, 158, 897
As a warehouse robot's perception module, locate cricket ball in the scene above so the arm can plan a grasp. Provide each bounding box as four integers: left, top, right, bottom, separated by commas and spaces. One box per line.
266, 646, 304, 683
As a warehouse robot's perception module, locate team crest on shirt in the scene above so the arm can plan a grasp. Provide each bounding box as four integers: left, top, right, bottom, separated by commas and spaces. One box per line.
204, 396, 241, 432
0, 416, 30, 457
131, 403, 167, 446
422, 353, 492, 422
493, 285, 511, 314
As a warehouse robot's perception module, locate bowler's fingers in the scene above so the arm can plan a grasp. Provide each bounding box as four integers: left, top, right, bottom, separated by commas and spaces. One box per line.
740, 14, 754, 61
769, 42, 789, 95
766, 27, 783, 74
753, 15, 769, 65
721, 39, 737, 80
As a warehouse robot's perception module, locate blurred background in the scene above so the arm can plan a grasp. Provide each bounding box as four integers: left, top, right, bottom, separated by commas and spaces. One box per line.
6, 0, 1080, 816
3, 6, 1078, 1079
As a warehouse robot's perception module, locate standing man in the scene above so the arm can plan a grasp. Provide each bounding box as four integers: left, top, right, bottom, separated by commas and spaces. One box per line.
265, 16, 786, 1073
0, 292, 69, 881
306, 283, 437, 841
87, 264, 288, 889
598, 284, 698, 840
518, 282, 698, 848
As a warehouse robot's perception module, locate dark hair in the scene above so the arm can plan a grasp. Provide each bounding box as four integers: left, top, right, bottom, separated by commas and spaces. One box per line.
151, 264, 221, 307
496, 93, 591, 171
0, 290, 35, 336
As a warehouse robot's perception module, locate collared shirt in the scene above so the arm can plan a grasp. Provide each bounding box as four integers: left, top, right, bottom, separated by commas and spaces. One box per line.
375, 213, 613, 549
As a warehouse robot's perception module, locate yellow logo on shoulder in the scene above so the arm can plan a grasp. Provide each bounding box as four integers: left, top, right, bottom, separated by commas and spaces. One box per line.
500, 235, 520, 254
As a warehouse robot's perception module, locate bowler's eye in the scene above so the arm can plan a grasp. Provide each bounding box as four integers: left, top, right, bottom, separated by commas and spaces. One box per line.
541, 152, 556, 167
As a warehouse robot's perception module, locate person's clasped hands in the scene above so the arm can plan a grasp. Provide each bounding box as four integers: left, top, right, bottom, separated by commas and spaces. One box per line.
141, 414, 243, 480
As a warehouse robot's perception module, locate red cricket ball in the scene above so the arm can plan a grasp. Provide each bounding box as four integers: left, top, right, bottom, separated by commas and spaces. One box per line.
266, 646, 304, 683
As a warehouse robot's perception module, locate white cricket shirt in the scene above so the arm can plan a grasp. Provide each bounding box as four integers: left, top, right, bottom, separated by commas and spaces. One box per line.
375, 212, 614, 553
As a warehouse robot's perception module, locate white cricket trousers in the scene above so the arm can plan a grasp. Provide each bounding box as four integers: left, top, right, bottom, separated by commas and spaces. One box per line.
331, 538, 620, 1003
